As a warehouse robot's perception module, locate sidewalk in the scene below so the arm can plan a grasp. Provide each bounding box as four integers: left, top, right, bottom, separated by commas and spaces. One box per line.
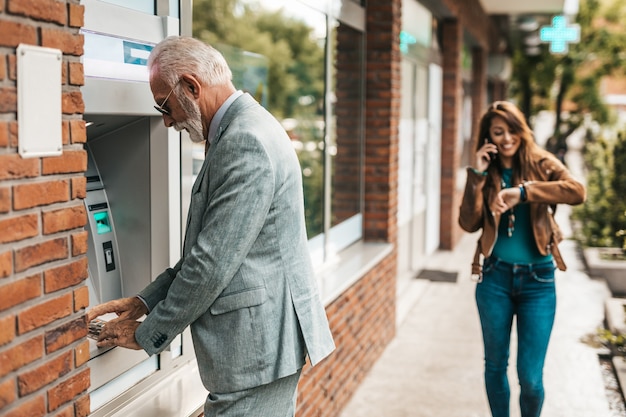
340, 141, 615, 416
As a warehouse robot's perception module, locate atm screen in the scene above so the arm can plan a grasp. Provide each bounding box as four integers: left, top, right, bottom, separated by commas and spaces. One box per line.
94, 211, 112, 234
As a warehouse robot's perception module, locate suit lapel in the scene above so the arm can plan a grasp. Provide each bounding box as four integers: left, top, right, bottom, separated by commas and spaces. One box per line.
185, 93, 258, 254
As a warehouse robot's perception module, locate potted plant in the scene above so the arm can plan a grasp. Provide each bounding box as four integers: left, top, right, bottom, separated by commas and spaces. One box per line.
574, 131, 626, 295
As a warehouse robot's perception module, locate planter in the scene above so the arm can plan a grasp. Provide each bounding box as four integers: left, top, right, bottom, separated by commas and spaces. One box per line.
604, 297, 626, 406
605, 297, 626, 336
584, 247, 626, 296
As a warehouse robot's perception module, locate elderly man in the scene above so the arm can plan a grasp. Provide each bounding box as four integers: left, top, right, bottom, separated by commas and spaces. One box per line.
88, 36, 335, 416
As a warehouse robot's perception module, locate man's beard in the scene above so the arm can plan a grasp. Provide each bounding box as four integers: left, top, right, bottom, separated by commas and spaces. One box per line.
174, 93, 205, 143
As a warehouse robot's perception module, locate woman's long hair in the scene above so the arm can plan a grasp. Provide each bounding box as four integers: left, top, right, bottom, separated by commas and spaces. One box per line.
476, 101, 546, 184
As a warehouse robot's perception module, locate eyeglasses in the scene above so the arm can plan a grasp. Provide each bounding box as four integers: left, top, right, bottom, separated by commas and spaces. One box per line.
154, 79, 180, 116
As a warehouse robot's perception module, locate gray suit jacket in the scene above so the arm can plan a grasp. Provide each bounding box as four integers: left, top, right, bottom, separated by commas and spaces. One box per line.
135, 93, 335, 392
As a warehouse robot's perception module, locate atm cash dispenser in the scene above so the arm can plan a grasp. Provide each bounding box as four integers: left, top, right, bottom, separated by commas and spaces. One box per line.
81, 0, 205, 415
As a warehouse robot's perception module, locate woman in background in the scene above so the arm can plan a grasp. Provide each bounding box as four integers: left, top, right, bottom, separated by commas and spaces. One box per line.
459, 101, 585, 417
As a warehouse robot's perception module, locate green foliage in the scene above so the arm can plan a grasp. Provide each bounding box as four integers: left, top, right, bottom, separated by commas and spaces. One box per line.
192, 0, 325, 120
192, 0, 327, 237
610, 134, 626, 250
573, 131, 626, 250
597, 327, 626, 355
510, 0, 626, 149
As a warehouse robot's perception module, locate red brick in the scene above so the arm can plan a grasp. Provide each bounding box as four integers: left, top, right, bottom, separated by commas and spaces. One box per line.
7, 0, 66, 25
0, 87, 17, 112
54, 405, 73, 417
42, 150, 87, 175
69, 119, 86, 143
0, 377, 16, 409
18, 351, 72, 396
17, 293, 72, 334
0, 315, 16, 347
0, 121, 7, 146
41, 28, 83, 56
0, 54, 6, 81
13, 180, 69, 210
61, 59, 67, 86
0, 20, 37, 48
44, 258, 88, 293
0, 188, 10, 213
68, 62, 84, 87
47, 368, 89, 412
74, 339, 89, 367
7, 121, 17, 147
0, 274, 41, 312
74, 393, 90, 417
3, 395, 45, 417
42, 205, 86, 235
45, 316, 87, 353
0, 153, 39, 180
61, 120, 70, 146
68, 4, 85, 28
0, 251, 11, 278
73, 285, 89, 312
0, 335, 43, 378
0, 213, 38, 244
14, 237, 68, 273
71, 231, 88, 256
61, 91, 84, 114
71, 176, 86, 200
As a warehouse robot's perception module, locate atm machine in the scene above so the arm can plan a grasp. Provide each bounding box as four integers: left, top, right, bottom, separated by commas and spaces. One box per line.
81, 1, 205, 415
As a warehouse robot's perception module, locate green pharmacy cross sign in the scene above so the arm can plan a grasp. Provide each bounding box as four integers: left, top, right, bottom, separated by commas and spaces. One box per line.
539, 15, 580, 54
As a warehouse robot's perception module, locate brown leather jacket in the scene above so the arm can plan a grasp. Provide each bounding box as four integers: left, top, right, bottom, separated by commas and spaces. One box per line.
459, 153, 586, 277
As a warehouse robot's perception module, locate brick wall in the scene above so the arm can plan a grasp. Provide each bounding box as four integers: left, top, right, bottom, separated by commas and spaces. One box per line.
0, 1, 89, 416
332, 23, 363, 226
296, 256, 396, 417
471, 47, 487, 152
439, 19, 463, 250
363, 0, 401, 244
296, 0, 401, 415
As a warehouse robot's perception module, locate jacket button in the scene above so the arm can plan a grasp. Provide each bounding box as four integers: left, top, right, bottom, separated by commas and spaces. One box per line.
153, 334, 167, 348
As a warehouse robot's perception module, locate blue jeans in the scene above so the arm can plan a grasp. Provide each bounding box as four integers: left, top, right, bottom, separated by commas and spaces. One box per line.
475, 257, 556, 417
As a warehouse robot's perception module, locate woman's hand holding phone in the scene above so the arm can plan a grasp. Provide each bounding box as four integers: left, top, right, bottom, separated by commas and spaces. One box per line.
474, 138, 497, 173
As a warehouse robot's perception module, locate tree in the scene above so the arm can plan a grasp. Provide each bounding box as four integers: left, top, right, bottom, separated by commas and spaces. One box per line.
192, 0, 325, 120
192, 0, 327, 237
509, 0, 626, 153
610, 133, 626, 250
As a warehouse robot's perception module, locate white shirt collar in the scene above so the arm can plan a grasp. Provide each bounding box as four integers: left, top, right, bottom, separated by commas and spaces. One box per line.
207, 90, 244, 144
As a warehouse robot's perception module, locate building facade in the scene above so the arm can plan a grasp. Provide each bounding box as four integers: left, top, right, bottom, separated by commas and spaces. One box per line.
0, 0, 551, 416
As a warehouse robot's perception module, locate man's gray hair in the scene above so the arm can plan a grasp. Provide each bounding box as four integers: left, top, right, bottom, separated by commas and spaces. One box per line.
148, 36, 232, 87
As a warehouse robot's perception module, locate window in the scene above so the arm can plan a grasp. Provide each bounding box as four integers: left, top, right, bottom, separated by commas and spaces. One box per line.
192, 0, 365, 267
97, 0, 179, 17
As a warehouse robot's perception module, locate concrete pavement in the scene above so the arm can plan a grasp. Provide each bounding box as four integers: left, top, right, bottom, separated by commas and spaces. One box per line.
340, 140, 617, 416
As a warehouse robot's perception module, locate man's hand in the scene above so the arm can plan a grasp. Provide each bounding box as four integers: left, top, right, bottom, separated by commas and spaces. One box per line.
96, 319, 142, 350
87, 296, 148, 323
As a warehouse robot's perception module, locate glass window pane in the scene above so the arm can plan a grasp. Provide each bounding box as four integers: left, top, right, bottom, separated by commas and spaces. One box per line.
192, 0, 364, 256
193, 0, 327, 240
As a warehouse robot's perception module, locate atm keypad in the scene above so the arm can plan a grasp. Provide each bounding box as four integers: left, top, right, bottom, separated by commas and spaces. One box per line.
89, 318, 106, 339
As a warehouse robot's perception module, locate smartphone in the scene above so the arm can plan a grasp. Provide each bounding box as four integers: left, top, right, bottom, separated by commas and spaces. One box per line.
485, 137, 496, 161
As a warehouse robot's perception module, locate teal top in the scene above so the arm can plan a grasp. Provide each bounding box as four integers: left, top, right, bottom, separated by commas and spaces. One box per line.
491, 168, 553, 264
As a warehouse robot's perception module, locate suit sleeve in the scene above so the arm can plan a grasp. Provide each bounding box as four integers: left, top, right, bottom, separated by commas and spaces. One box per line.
138, 258, 183, 311
135, 132, 275, 355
